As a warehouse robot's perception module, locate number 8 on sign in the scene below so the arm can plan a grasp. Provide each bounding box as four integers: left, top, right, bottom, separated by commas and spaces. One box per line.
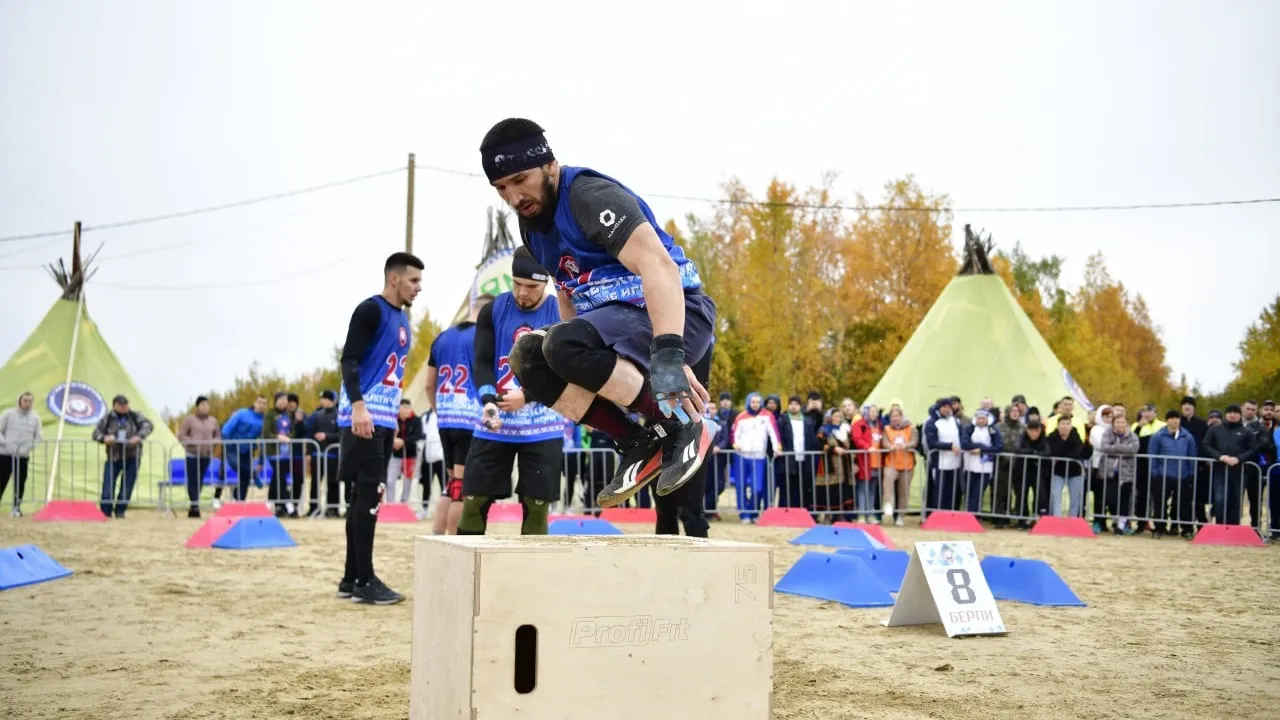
883, 541, 1007, 638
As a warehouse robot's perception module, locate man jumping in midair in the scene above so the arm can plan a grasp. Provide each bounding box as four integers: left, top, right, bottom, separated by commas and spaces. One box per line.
478, 118, 716, 508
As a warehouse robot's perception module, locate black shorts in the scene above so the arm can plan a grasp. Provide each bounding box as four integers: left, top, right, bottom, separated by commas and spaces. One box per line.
577, 289, 717, 373
462, 437, 563, 502
438, 428, 473, 470
339, 426, 396, 485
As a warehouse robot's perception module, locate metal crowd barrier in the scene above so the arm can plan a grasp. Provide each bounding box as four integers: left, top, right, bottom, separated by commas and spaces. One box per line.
909, 447, 1276, 537
4, 435, 1275, 540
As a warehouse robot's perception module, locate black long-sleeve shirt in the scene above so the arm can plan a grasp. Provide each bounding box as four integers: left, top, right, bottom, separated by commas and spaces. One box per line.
473, 301, 498, 403
340, 297, 383, 404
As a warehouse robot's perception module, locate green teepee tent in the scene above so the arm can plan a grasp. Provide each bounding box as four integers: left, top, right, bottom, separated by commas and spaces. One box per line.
864, 225, 1094, 426
0, 235, 182, 505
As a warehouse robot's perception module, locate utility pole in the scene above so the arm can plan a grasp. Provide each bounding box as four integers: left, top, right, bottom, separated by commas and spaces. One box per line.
405, 153, 416, 254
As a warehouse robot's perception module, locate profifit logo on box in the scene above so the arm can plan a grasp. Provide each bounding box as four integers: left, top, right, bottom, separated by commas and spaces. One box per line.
569, 616, 691, 648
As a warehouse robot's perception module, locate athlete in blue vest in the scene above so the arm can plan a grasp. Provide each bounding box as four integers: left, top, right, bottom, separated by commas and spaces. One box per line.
457, 248, 566, 536
477, 118, 716, 515
423, 292, 494, 535
335, 251, 422, 606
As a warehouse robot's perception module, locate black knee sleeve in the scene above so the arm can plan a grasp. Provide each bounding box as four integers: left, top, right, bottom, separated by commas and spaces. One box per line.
509, 328, 569, 407
543, 319, 617, 393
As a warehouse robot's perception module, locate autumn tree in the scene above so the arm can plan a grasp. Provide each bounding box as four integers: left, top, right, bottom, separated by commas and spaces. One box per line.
1222, 294, 1280, 403
403, 312, 444, 384
829, 176, 956, 402
167, 350, 343, 432
994, 244, 1177, 413
672, 174, 955, 404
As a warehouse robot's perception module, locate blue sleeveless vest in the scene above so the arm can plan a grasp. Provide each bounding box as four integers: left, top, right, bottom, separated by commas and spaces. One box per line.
431, 324, 480, 431
338, 296, 411, 431
473, 293, 564, 443
523, 166, 702, 314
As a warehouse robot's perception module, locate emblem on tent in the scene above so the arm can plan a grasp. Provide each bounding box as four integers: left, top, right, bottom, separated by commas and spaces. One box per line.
46, 382, 107, 426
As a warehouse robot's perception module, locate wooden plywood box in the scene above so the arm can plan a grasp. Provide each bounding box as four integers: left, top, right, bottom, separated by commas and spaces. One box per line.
410, 534, 773, 720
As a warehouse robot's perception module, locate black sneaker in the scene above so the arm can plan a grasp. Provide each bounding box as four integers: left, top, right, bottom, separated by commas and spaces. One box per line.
351, 577, 404, 605
596, 424, 671, 508
187, 507, 201, 519
336, 579, 353, 599
654, 420, 713, 497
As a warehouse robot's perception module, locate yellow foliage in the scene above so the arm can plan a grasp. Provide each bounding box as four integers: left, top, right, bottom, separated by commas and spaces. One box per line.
403, 311, 444, 385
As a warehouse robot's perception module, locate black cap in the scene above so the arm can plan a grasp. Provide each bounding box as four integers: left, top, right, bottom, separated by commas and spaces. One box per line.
1225, 403, 1241, 415
807, 391, 821, 400
718, 391, 732, 401
1208, 409, 1222, 419
1181, 395, 1196, 407
112, 394, 128, 405
320, 389, 337, 401
1026, 419, 1043, 431
1165, 409, 1180, 420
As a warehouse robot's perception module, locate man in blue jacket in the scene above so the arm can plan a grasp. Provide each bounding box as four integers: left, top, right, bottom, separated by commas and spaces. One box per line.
1148, 410, 1198, 539
220, 396, 267, 502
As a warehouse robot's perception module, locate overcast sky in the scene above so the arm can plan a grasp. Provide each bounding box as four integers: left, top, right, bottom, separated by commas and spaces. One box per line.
2, 0, 1277, 415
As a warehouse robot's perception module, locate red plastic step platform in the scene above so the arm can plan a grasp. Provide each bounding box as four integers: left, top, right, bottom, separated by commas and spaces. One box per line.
1029, 516, 1096, 539
32, 501, 107, 522
185, 517, 240, 549
487, 503, 525, 523
378, 504, 419, 523
1192, 523, 1264, 547
215, 502, 273, 518
757, 507, 816, 528
600, 507, 657, 524
831, 521, 897, 548
920, 510, 985, 533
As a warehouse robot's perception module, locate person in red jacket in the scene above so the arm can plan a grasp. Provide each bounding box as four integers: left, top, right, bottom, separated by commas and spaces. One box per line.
850, 405, 883, 522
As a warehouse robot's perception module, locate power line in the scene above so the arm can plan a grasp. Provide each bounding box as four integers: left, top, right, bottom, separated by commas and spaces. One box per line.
92, 250, 363, 292
417, 163, 1280, 214
0, 166, 405, 244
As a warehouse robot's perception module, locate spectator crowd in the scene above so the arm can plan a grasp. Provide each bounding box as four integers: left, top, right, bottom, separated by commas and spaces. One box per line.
1, 384, 1277, 544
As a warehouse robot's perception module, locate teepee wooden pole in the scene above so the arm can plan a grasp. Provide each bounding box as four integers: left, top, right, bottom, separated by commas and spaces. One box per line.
47, 222, 85, 503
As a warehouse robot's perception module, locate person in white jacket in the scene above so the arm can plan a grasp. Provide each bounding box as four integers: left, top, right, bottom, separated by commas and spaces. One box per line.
0, 392, 43, 517
419, 408, 446, 522
731, 392, 780, 523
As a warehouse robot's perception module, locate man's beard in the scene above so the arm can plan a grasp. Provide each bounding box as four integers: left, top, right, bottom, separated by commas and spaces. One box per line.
522, 172, 559, 230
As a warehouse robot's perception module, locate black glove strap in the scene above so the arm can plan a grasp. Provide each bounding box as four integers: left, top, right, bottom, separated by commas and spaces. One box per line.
651, 334, 684, 355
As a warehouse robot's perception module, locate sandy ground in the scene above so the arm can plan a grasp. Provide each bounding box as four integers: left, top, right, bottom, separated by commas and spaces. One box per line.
1, 509, 1276, 720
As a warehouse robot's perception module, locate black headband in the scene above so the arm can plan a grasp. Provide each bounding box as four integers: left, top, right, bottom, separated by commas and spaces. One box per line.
511, 252, 549, 283
482, 134, 555, 182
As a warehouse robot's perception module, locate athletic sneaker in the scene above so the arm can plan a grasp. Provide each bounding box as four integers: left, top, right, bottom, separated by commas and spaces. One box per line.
596, 424, 672, 508
336, 579, 353, 599
653, 420, 713, 497
351, 577, 405, 605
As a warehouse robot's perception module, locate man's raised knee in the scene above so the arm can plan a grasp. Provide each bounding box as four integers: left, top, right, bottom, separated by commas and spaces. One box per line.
543, 319, 615, 392
508, 328, 548, 379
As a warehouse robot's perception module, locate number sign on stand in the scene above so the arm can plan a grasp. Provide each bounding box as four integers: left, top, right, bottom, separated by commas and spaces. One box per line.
883, 541, 1007, 638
